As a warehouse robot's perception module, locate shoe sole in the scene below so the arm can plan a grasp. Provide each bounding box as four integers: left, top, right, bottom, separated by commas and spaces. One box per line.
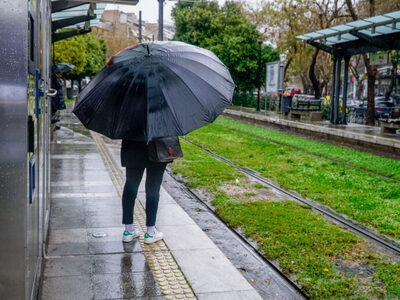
122, 233, 140, 243
144, 236, 163, 244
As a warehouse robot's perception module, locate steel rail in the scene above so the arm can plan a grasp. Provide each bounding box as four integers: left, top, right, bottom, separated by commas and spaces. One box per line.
165, 169, 309, 299
213, 122, 399, 183
183, 137, 400, 255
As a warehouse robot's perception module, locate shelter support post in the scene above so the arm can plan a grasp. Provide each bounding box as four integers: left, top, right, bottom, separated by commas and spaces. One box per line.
333, 57, 342, 124
158, 0, 164, 41
330, 56, 337, 123
342, 57, 350, 124
139, 10, 142, 43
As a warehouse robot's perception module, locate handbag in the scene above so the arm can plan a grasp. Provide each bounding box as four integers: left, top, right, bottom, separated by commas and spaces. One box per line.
148, 136, 183, 163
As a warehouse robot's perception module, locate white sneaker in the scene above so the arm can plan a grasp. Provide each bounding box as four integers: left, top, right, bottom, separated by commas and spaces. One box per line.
144, 229, 163, 244
122, 230, 140, 243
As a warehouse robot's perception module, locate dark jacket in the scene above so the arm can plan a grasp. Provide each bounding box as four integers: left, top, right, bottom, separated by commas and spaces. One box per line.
121, 139, 167, 169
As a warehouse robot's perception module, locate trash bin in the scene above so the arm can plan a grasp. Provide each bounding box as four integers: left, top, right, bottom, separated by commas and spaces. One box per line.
66, 87, 73, 99
282, 95, 292, 114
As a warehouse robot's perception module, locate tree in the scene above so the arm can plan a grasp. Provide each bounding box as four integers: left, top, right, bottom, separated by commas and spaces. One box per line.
172, 0, 279, 97
262, 0, 349, 98
345, 0, 400, 125
53, 31, 107, 91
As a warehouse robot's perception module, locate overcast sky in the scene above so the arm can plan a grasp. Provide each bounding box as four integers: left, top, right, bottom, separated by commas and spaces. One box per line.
106, 0, 261, 24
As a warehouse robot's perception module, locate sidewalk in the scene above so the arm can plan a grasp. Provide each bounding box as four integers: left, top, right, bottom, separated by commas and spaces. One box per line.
224, 107, 400, 155
39, 110, 266, 299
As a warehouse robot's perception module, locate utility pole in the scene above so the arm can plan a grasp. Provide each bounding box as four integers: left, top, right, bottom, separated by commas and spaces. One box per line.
138, 10, 142, 43
158, 0, 164, 41
257, 40, 262, 111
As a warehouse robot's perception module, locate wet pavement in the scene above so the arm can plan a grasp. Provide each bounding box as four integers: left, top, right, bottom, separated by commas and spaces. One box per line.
40, 109, 277, 300
40, 119, 162, 299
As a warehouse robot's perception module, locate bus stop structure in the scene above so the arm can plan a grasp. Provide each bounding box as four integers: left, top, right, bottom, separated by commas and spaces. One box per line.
297, 10, 400, 124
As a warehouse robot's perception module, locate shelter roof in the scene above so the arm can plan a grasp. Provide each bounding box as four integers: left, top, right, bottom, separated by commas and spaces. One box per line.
51, 1, 138, 42
297, 10, 400, 57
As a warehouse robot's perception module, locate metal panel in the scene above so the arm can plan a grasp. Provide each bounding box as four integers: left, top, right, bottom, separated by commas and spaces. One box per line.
0, 0, 28, 299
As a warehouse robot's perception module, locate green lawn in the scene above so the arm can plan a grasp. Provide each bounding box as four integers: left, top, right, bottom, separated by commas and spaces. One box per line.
171, 141, 400, 299
215, 117, 400, 179
184, 121, 400, 240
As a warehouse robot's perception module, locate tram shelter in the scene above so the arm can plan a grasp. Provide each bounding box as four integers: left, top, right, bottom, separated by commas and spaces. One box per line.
297, 11, 400, 124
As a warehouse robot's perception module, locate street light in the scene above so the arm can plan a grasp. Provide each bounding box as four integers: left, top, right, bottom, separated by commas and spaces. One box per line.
159, 0, 200, 41
257, 39, 262, 111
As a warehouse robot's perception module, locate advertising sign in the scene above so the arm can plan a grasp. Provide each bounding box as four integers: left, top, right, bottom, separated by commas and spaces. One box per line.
266, 61, 279, 94
370, 52, 389, 66
266, 61, 284, 95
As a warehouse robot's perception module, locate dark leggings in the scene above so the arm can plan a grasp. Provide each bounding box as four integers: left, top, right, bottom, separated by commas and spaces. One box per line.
122, 165, 166, 226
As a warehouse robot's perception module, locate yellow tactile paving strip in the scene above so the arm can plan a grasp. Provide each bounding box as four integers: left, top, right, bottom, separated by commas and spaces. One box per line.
91, 132, 196, 300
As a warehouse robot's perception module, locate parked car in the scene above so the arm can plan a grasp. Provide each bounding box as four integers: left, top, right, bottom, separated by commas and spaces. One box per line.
375, 101, 394, 119
346, 99, 363, 108
375, 95, 393, 103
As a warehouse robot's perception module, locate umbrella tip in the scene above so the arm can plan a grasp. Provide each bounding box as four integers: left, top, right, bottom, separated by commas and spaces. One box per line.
146, 45, 151, 56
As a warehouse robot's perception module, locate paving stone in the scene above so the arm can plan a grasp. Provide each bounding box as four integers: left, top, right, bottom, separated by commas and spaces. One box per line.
88, 240, 143, 254
171, 248, 256, 294
40, 275, 93, 300
91, 272, 162, 299
48, 228, 88, 244
159, 224, 216, 251
197, 290, 263, 300
156, 203, 195, 226
44, 256, 92, 277
91, 253, 150, 274
46, 242, 90, 256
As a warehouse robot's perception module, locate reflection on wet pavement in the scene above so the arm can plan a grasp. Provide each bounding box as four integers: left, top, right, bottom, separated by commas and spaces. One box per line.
40, 112, 162, 299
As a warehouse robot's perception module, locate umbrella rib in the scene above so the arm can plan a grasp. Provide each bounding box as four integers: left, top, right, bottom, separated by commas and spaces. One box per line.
150, 68, 184, 137
111, 59, 149, 138
166, 51, 226, 68
162, 59, 234, 101
158, 64, 211, 123
168, 56, 233, 83
84, 66, 134, 129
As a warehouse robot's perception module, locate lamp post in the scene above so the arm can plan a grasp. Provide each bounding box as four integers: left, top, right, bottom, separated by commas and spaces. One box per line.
158, 0, 164, 41
256, 40, 262, 111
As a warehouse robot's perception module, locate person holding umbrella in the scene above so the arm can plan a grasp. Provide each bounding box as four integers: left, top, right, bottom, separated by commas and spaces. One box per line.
73, 41, 235, 244
51, 63, 74, 126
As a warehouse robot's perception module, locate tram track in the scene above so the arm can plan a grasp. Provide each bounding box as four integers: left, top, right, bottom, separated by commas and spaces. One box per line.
95, 132, 306, 299
212, 123, 400, 183
165, 168, 309, 299
182, 137, 400, 256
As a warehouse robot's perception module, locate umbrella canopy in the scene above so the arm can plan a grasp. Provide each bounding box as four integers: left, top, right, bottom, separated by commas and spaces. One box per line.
73, 41, 235, 141
52, 63, 74, 74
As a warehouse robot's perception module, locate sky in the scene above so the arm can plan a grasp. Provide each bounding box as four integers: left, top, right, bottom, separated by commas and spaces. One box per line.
106, 0, 261, 25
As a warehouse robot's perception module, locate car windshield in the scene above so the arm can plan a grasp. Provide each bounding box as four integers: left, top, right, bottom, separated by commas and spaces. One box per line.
376, 102, 394, 107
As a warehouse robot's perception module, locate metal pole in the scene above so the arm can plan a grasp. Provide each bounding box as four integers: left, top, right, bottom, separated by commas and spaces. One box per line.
330, 57, 337, 123
395, 50, 399, 95
334, 57, 342, 124
138, 10, 142, 43
158, 0, 164, 41
257, 41, 261, 111
342, 57, 350, 124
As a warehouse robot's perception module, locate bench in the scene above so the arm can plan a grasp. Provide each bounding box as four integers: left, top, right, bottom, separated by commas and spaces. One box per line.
379, 108, 400, 134
289, 99, 322, 121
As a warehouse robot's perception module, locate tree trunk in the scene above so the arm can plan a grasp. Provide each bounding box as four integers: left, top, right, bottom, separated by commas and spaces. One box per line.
366, 73, 376, 125
363, 54, 377, 125
284, 57, 292, 81
78, 80, 82, 93
385, 63, 395, 100
309, 48, 321, 99
356, 81, 363, 99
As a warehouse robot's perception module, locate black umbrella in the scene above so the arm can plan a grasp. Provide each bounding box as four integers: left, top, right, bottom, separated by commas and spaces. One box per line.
52, 63, 75, 74
73, 41, 235, 141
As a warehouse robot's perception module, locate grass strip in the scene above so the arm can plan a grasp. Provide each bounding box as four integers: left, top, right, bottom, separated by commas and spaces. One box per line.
215, 117, 400, 179
171, 140, 400, 299
185, 123, 400, 240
